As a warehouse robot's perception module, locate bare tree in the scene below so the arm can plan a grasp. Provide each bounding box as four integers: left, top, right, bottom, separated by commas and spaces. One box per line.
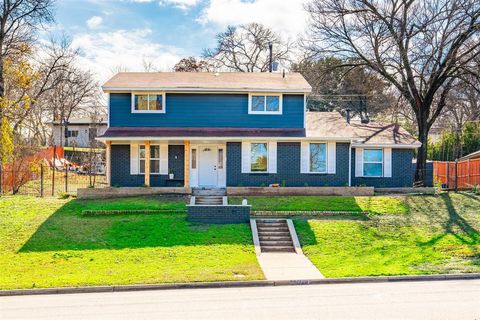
9, 37, 76, 133
293, 57, 395, 118
47, 66, 99, 146
173, 57, 211, 72
0, 0, 54, 103
305, 0, 480, 184
203, 23, 293, 72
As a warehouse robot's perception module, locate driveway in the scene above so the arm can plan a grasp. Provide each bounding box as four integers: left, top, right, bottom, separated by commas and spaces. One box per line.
1, 279, 480, 319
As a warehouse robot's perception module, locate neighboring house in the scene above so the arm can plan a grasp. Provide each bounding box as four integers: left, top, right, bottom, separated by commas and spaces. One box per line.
97, 72, 421, 189
459, 150, 480, 161
51, 117, 108, 148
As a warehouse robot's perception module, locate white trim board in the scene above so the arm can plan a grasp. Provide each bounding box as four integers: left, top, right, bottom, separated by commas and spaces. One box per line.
104, 87, 311, 94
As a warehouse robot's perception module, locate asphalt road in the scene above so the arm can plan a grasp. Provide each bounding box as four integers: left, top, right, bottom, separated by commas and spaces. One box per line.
1, 279, 480, 319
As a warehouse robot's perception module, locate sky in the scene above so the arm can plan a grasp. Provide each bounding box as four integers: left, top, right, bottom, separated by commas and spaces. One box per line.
47, 0, 310, 83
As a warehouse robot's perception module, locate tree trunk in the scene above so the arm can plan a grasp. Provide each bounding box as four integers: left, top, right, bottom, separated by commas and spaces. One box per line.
415, 117, 429, 186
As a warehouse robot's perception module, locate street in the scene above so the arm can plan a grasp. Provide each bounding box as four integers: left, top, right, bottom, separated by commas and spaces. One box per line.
1, 279, 480, 319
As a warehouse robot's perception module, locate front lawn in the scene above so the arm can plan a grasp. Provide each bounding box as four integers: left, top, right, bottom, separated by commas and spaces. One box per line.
295, 193, 480, 277
230, 195, 408, 214
0, 195, 263, 290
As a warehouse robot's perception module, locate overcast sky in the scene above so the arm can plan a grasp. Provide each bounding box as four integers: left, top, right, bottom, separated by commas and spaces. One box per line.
47, 0, 309, 83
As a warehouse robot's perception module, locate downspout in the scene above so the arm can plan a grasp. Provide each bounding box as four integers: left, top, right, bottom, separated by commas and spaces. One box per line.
348, 139, 352, 187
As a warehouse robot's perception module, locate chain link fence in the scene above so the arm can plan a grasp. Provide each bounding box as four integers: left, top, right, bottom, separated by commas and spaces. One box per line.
0, 164, 107, 197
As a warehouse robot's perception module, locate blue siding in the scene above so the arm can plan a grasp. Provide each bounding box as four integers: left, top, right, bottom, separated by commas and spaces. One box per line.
226, 142, 350, 187
109, 93, 304, 128
351, 149, 414, 187
111, 144, 184, 187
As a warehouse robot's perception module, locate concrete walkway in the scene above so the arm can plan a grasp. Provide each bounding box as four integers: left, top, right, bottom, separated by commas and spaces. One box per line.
257, 252, 324, 280
250, 218, 324, 280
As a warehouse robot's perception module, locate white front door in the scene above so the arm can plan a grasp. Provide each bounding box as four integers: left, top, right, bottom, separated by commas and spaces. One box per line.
198, 146, 218, 187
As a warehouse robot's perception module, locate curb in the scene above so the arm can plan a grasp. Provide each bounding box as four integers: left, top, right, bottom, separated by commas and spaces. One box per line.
1, 273, 480, 297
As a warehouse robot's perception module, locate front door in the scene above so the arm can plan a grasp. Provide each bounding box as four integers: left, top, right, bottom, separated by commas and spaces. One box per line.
198, 146, 218, 187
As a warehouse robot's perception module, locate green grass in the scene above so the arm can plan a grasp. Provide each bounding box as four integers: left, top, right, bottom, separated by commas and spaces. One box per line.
295, 193, 480, 277
0, 195, 263, 290
230, 196, 408, 214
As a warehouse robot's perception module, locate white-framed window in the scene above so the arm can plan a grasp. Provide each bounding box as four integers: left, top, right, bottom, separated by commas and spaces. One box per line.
248, 93, 282, 114
139, 145, 161, 174
309, 143, 327, 173
250, 142, 268, 172
67, 130, 78, 138
131, 93, 166, 113
363, 149, 383, 177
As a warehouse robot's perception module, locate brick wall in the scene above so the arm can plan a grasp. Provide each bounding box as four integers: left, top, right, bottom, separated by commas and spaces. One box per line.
187, 205, 250, 224
111, 144, 184, 187
226, 142, 350, 187
351, 148, 414, 187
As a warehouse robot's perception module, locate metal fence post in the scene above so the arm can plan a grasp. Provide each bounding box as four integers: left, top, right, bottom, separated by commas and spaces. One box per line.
65, 165, 68, 193
40, 164, 44, 197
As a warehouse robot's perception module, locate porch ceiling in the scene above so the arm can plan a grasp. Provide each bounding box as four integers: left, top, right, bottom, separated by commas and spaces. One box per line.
99, 127, 306, 139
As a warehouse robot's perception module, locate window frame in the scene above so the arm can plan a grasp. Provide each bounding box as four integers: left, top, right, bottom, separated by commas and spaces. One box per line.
67, 130, 79, 138
308, 142, 328, 174
139, 144, 162, 175
131, 92, 166, 114
363, 148, 383, 177
248, 93, 283, 115
250, 142, 269, 173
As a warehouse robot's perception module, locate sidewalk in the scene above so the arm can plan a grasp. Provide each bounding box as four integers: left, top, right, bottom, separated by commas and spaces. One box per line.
257, 252, 324, 280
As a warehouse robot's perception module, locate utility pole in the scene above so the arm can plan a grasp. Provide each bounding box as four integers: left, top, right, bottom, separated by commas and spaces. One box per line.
268, 42, 273, 72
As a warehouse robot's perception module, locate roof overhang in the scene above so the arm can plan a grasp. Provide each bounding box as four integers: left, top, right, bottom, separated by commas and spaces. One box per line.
351, 142, 422, 149
102, 87, 311, 94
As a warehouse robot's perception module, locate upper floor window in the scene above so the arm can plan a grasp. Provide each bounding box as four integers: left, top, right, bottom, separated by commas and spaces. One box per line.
363, 149, 383, 177
248, 93, 282, 115
132, 93, 166, 113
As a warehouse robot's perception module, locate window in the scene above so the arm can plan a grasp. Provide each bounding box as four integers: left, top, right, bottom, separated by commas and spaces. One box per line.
363, 149, 383, 177
218, 148, 224, 169
250, 143, 268, 172
191, 149, 197, 169
139, 145, 161, 174
132, 93, 165, 113
249, 94, 282, 114
309, 143, 327, 173
67, 130, 78, 138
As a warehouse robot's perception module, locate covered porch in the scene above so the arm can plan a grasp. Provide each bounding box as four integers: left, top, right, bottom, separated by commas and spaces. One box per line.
104, 139, 228, 189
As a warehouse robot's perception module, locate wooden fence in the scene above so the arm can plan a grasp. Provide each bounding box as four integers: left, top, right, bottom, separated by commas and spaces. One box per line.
433, 159, 480, 189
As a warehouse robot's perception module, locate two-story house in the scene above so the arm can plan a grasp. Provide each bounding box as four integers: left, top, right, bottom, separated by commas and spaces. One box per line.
98, 72, 420, 189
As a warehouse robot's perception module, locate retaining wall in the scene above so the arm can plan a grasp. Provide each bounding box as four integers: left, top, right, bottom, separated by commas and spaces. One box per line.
77, 187, 191, 199
226, 186, 374, 196
186, 205, 251, 224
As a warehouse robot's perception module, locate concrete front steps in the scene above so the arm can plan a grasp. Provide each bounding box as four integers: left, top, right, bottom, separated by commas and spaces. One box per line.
192, 188, 226, 205
195, 196, 223, 205
192, 188, 226, 196
256, 219, 295, 253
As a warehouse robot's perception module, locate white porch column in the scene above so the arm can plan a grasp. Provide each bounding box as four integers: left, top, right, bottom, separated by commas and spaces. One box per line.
106, 141, 111, 187
184, 140, 190, 188
144, 140, 150, 187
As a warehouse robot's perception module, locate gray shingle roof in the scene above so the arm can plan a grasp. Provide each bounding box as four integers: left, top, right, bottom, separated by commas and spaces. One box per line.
102, 72, 312, 92
305, 112, 420, 146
